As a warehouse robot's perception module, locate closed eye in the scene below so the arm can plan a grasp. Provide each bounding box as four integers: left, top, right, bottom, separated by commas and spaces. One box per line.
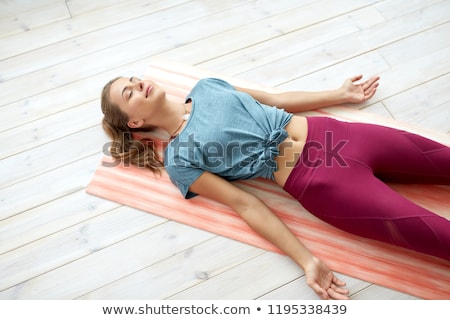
122, 76, 141, 101
128, 77, 140, 99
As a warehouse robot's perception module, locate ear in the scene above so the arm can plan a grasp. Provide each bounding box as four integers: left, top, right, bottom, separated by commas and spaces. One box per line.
127, 119, 144, 129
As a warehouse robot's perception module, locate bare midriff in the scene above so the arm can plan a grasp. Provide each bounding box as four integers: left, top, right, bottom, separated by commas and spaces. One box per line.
273, 115, 308, 188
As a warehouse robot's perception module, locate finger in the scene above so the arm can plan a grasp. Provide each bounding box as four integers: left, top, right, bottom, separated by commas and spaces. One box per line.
330, 279, 349, 294
310, 282, 329, 300
364, 83, 379, 99
363, 76, 380, 90
332, 276, 347, 287
327, 288, 350, 300
350, 75, 363, 83
362, 79, 379, 94
331, 284, 350, 295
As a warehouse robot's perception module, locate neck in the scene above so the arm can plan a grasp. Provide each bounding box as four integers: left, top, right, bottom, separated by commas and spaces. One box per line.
169, 104, 188, 139
148, 99, 190, 138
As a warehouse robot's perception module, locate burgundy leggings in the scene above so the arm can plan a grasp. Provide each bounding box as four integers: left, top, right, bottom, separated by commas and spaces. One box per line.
283, 117, 450, 261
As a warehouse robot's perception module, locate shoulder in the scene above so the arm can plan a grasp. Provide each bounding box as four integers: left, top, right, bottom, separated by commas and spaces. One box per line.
165, 163, 204, 199
193, 78, 235, 92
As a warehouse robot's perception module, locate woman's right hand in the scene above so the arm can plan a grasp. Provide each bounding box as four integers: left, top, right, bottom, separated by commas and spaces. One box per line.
340, 75, 380, 104
304, 256, 350, 300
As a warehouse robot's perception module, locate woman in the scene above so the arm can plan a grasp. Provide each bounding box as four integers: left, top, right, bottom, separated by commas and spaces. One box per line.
101, 74, 450, 300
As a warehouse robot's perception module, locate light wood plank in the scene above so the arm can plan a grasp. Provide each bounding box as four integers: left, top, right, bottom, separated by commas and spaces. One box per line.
0, 206, 166, 292
0, 2, 70, 39
65, 0, 131, 17
0, 0, 189, 59
0, 0, 61, 19
374, 0, 443, 20
0, 154, 100, 220
1, 126, 106, 187
200, 5, 386, 75
78, 237, 264, 299
168, 252, 302, 299
0, 0, 296, 106
352, 284, 421, 300
363, 102, 394, 119
0, 101, 101, 159
157, 0, 380, 65
375, 47, 450, 101
0, 64, 143, 132
0, 0, 245, 81
278, 50, 390, 95
277, 46, 450, 132
0, 190, 119, 254
377, 23, 450, 67
238, 1, 450, 86
0, 222, 213, 299
259, 273, 370, 300
382, 74, 450, 133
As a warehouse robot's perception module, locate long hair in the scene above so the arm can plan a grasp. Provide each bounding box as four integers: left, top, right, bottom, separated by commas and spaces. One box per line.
100, 77, 163, 174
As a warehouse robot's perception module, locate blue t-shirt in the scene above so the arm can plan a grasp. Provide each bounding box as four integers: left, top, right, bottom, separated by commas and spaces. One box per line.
164, 78, 293, 198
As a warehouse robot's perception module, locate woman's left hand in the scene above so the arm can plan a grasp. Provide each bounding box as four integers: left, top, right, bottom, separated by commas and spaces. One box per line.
304, 256, 350, 300
341, 75, 380, 104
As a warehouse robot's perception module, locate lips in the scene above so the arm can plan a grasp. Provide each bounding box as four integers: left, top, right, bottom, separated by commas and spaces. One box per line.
146, 85, 153, 98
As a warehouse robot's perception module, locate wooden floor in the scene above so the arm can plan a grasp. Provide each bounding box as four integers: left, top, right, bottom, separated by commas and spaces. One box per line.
1, 0, 449, 300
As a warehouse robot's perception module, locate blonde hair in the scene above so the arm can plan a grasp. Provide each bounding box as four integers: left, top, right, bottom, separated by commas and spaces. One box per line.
100, 77, 163, 173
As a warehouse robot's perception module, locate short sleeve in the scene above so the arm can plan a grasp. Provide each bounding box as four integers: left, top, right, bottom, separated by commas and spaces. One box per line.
165, 165, 204, 199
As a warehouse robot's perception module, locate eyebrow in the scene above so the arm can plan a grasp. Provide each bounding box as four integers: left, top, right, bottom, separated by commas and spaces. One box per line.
121, 77, 135, 100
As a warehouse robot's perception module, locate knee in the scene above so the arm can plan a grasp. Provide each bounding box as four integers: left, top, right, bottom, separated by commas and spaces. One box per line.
388, 216, 450, 261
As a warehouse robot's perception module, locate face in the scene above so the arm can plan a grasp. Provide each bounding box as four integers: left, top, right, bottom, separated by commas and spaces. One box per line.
109, 77, 165, 128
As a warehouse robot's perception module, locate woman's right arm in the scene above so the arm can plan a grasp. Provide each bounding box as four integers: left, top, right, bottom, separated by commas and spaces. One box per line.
189, 171, 349, 300
235, 75, 380, 113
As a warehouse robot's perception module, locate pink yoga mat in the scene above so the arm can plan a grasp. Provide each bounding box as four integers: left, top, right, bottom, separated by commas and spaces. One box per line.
88, 60, 450, 299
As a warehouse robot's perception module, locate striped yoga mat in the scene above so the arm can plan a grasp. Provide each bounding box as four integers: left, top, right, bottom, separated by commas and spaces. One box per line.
87, 59, 450, 299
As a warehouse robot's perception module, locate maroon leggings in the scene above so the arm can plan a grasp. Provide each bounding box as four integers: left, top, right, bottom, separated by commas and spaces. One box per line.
283, 117, 450, 261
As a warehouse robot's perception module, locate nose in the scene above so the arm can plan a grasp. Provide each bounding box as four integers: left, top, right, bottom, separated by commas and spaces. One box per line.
134, 81, 144, 92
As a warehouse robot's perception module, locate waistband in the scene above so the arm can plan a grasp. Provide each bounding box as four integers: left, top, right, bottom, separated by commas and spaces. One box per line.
282, 116, 349, 199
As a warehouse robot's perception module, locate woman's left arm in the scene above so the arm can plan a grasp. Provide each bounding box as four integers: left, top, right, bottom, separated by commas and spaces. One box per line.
235, 75, 380, 113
